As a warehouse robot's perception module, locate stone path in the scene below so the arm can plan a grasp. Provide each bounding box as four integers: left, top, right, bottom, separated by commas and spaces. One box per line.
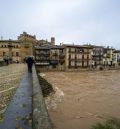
0, 64, 26, 111
0, 71, 32, 129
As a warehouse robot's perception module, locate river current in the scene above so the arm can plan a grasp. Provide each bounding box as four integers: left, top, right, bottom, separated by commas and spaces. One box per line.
43, 70, 120, 129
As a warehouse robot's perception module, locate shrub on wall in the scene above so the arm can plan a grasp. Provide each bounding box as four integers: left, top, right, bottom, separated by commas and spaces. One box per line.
38, 75, 54, 97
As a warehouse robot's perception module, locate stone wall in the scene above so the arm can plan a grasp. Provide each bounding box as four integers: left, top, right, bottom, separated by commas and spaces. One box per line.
32, 65, 53, 129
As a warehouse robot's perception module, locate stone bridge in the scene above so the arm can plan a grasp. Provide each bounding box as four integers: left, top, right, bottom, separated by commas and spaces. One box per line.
0, 64, 53, 129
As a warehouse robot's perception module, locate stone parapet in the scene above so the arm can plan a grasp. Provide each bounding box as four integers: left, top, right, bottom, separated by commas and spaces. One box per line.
32, 65, 53, 129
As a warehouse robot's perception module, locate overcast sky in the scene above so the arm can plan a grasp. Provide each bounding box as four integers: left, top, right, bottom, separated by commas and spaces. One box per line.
0, 0, 120, 49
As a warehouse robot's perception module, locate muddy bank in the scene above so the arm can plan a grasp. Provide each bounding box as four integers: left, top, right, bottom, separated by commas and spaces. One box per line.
42, 70, 120, 129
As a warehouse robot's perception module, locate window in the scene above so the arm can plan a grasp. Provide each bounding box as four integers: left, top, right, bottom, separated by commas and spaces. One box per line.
84, 49, 87, 53
71, 61, 75, 66
84, 55, 87, 59
82, 55, 84, 59
16, 52, 19, 56
3, 52, 6, 56
71, 48, 75, 52
78, 48, 83, 52
87, 55, 89, 59
59, 49, 63, 53
77, 54, 82, 59
77, 62, 82, 66
69, 48, 71, 52
71, 54, 75, 59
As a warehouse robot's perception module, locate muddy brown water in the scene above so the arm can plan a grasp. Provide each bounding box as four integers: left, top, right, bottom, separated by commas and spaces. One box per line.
43, 70, 120, 129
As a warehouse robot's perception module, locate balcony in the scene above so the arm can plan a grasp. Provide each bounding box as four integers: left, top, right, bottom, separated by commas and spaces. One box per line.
59, 54, 65, 59
52, 53, 58, 56
35, 62, 50, 66
59, 59, 65, 65
69, 50, 75, 53
49, 60, 58, 65
35, 57, 50, 61
8, 44, 13, 48
69, 57, 90, 61
36, 52, 50, 56
69, 58, 76, 61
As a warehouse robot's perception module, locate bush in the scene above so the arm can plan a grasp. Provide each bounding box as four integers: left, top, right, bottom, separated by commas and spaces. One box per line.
92, 118, 120, 129
0, 60, 5, 66
38, 75, 54, 97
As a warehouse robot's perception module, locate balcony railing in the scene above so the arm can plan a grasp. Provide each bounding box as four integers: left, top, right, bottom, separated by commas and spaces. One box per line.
59, 54, 65, 59
49, 60, 58, 65
69, 58, 90, 61
35, 62, 50, 66
52, 53, 58, 56
36, 53, 50, 57
69, 50, 75, 53
36, 52, 50, 55
35, 58, 50, 61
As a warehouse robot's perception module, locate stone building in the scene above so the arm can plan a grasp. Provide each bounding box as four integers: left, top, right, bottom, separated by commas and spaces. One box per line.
0, 32, 37, 62
17, 32, 37, 61
63, 44, 93, 70
103, 47, 114, 67
35, 45, 65, 71
91, 45, 104, 67
37, 37, 55, 46
116, 50, 120, 65
34, 43, 93, 71
0, 40, 21, 62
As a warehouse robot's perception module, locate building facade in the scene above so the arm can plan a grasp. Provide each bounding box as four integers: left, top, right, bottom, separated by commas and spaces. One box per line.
1, 32, 120, 70
0, 40, 21, 62
91, 45, 104, 67
35, 45, 65, 71
35, 44, 93, 71
0, 32, 37, 63
63, 44, 92, 70
103, 47, 114, 67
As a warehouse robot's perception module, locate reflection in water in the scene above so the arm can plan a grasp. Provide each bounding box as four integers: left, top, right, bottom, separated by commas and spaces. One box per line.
43, 70, 120, 129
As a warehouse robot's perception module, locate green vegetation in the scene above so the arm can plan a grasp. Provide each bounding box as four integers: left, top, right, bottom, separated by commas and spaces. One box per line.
38, 75, 54, 97
92, 118, 120, 129
0, 60, 4, 66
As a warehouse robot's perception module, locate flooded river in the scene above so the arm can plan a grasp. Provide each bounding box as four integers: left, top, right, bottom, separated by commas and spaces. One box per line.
43, 70, 120, 129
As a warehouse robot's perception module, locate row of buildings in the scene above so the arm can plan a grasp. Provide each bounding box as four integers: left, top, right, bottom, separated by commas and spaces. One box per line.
0, 32, 120, 71
35, 43, 120, 71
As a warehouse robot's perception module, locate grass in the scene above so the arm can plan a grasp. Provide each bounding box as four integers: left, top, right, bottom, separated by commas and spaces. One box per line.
92, 118, 120, 129
38, 75, 54, 97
